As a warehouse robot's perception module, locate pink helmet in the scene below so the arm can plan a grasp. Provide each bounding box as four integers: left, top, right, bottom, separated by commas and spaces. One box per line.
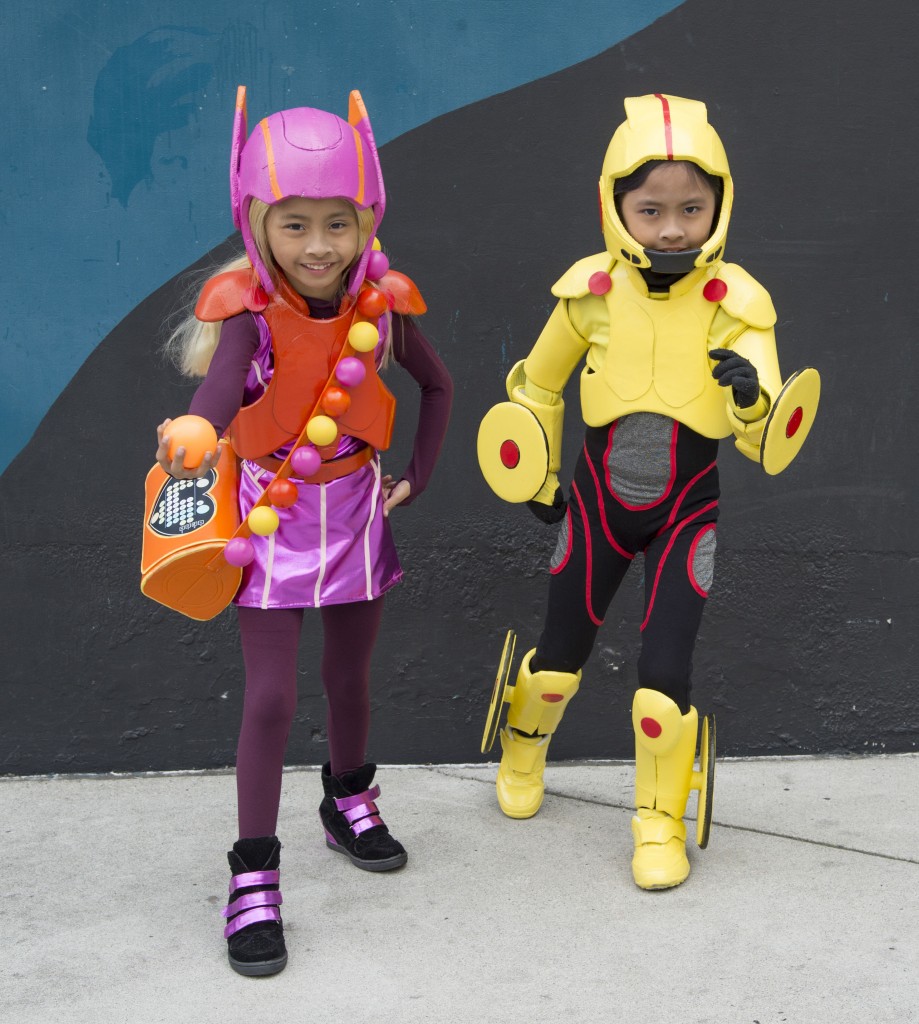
229, 85, 386, 296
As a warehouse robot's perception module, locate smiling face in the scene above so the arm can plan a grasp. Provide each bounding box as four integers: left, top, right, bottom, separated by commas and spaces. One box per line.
264, 196, 361, 301
618, 161, 717, 254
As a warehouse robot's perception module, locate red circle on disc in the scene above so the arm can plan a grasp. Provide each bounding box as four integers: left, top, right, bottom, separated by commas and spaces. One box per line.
500, 440, 521, 469
640, 717, 663, 739
786, 406, 804, 438
703, 279, 728, 302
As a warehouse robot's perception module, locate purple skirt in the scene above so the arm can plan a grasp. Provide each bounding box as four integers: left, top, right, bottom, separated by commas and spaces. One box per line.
234, 454, 402, 609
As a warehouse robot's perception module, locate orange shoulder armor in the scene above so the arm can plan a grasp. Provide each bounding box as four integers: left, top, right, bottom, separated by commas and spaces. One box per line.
195, 269, 263, 323
379, 270, 427, 315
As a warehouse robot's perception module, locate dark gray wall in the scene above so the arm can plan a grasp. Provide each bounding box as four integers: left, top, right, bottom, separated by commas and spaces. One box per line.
2, 0, 917, 774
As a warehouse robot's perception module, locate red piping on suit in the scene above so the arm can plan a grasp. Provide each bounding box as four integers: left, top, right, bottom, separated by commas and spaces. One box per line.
687, 524, 717, 598
583, 440, 634, 559
656, 459, 718, 538
641, 500, 719, 631
571, 481, 604, 626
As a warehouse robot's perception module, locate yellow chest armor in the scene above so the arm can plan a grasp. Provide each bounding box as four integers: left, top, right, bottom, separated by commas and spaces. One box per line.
579, 263, 729, 437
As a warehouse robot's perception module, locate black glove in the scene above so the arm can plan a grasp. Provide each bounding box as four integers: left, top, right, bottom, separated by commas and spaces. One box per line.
709, 348, 760, 409
526, 486, 567, 525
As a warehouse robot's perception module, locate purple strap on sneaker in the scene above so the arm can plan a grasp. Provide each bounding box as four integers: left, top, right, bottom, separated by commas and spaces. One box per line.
222, 889, 283, 919
223, 906, 282, 939
228, 869, 280, 895
349, 813, 384, 836
333, 784, 381, 812
333, 785, 385, 837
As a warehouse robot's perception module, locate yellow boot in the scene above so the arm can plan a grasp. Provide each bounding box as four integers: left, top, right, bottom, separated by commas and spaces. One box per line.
630, 688, 714, 890
491, 649, 580, 819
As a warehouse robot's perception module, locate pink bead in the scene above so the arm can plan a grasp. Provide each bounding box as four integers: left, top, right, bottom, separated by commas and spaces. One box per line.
290, 445, 322, 477
224, 537, 255, 567
336, 356, 366, 387
366, 250, 390, 280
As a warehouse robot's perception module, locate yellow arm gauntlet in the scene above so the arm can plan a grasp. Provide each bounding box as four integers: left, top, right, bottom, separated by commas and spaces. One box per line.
717, 325, 821, 473
505, 360, 564, 474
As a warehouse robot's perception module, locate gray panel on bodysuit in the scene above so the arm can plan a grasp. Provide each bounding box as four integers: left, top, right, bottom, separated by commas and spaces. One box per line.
550, 512, 570, 571
606, 413, 675, 505
692, 527, 716, 593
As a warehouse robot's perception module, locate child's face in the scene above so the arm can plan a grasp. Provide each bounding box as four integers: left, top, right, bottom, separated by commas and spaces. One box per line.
619, 162, 716, 256
265, 197, 360, 301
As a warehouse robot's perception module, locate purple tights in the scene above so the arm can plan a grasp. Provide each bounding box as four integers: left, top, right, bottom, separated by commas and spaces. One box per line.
235, 599, 385, 839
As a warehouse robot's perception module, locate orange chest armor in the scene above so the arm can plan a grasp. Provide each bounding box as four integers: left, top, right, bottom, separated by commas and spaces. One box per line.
196, 269, 425, 460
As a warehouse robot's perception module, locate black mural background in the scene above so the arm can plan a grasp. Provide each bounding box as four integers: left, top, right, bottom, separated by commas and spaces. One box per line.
2, 0, 917, 773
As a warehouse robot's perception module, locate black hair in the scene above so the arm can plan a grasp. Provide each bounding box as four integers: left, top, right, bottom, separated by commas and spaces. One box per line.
613, 159, 724, 220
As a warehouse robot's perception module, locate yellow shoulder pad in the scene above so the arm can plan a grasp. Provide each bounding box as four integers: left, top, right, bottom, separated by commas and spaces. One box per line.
713, 264, 776, 330
550, 253, 615, 299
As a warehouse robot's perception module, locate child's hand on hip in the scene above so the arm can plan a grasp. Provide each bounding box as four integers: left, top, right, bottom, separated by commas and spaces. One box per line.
381, 475, 411, 517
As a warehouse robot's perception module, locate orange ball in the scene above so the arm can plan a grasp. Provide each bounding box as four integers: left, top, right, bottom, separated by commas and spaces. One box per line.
267, 478, 299, 508
321, 386, 352, 418
357, 287, 388, 317
166, 415, 219, 469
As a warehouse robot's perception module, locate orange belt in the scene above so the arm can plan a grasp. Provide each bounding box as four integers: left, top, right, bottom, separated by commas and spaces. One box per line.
253, 445, 374, 484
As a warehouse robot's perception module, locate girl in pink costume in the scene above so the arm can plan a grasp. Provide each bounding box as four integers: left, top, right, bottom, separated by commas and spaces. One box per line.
154, 87, 452, 976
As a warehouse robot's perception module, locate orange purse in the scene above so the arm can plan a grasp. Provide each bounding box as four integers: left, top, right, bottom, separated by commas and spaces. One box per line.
140, 440, 242, 620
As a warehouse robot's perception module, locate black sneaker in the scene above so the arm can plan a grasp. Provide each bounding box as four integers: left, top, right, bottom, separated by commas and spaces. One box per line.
319, 763, 407, 872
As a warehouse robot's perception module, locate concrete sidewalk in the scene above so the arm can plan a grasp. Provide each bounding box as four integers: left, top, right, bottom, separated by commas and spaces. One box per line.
2, 755, 917, 1024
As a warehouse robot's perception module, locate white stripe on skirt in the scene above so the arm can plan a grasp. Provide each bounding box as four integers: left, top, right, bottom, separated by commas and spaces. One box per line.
363, 458, 381, 600
313, 482, 328, 606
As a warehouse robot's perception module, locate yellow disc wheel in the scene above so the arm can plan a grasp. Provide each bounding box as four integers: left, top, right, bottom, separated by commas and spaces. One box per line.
760, 367, 821, 475
695, 713, 716, 849
481, 631, 517, 753
477, 403, 549, 503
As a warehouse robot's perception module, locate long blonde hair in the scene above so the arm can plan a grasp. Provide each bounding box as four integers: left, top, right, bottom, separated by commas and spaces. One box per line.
165, 199, 379, 378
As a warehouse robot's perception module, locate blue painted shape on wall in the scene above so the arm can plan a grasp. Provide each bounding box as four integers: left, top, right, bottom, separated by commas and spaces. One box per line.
87, 28, 216, 206
0, 0, 685, 474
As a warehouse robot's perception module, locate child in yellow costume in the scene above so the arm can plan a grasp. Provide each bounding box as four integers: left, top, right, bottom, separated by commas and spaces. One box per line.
478, 94, 819, 889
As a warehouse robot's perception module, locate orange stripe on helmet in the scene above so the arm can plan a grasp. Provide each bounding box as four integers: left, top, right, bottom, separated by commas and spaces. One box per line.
653, 93, 674, 159
259, 119, 284, 201
351, 126, 365, 206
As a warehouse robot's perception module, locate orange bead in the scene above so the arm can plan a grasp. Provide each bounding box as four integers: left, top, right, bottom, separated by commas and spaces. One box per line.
357, 287, 388, 317
267, 479, 299, 508
321, 387, 352, 418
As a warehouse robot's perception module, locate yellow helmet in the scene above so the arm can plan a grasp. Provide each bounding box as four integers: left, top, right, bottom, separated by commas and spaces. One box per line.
599, 94, 733, 272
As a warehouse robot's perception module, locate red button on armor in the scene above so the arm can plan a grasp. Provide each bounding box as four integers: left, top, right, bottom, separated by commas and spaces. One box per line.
588, 271, 612, 296
703, 279, 728, 302
786, 406, 804, 438
640, 717, 663, 738
500, 440, 521, 469
541, 693, 564, 703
